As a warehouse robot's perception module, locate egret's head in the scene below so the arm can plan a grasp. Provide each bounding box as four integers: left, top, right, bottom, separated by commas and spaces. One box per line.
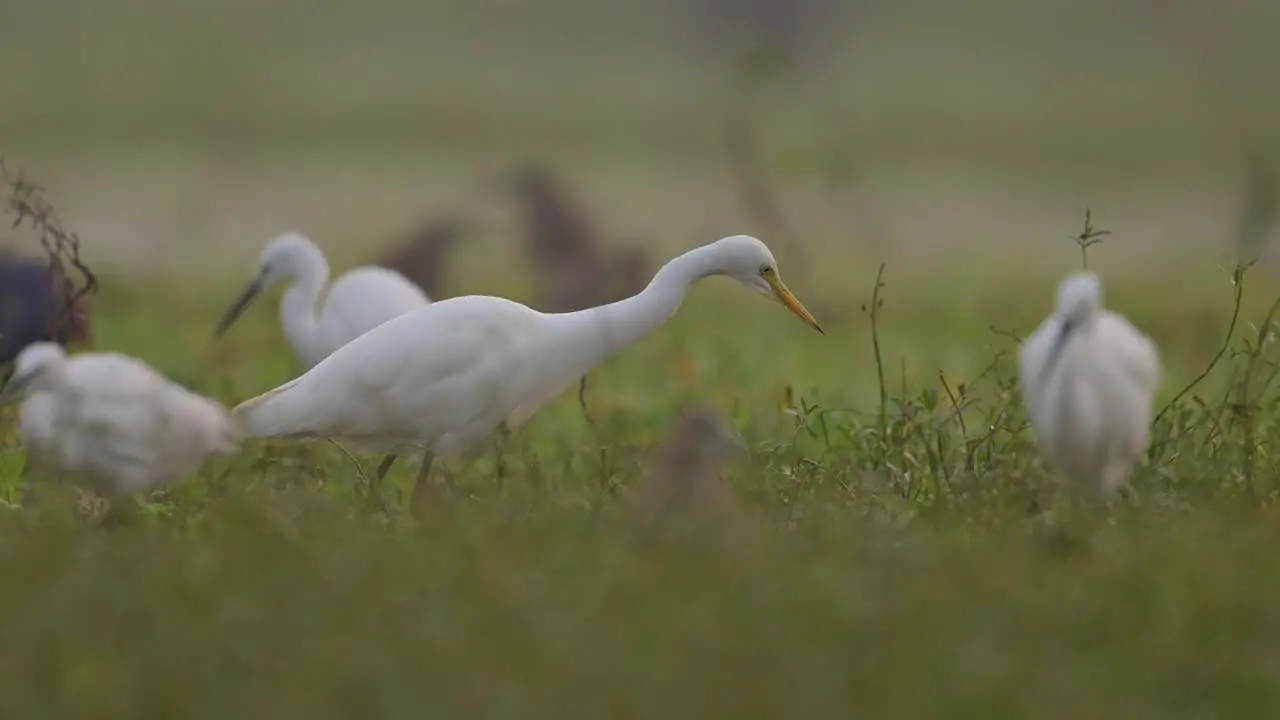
1055, 272, 1104, 326
0, 342, 67, 405
712, 235, 823, 334
257, 233, 321, 287
1040, 272, 1105, 384
214, 232, 320, 337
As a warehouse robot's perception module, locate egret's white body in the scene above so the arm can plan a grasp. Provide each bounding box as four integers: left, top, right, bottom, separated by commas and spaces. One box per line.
1018, 272, 1161, 497
216, 232, 430, 370
232, 234, 823, 516
0, 343, 240, 498
17, 393, 58, 459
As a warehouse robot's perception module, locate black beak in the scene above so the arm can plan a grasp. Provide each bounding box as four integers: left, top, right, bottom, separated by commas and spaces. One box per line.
214, 273, 266, 337
1040, 319, 1076, 391
0, 367, 39, 405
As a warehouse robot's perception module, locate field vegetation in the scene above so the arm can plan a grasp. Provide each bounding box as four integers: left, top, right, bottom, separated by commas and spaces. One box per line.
3, 0, 1280, 715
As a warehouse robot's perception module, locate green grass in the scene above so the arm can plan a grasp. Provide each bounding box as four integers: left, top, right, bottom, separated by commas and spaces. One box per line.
4, 232, 1280, 716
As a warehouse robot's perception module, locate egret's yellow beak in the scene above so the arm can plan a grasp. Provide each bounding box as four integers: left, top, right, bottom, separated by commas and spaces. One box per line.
765, 274, 823, 334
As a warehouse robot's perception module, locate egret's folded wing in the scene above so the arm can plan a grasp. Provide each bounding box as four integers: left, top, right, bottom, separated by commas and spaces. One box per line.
1098, 312, 1162, 396
233, 296, 538, 440
1017, 317, 1058, 409
158, 386, 239, 456
323, 267, 430, 341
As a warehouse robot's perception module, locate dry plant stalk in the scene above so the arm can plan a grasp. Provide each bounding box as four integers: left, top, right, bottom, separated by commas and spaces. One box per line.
0, 157, 98, 345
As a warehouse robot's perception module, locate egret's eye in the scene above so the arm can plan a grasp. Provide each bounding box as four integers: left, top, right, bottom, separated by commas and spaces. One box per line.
759, 265, 773, 276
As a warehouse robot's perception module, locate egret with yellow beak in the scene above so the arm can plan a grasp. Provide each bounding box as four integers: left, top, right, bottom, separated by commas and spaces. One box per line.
230, 234, 822, 517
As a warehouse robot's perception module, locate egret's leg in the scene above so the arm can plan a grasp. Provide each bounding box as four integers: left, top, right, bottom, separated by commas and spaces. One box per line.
493, 421, 512, 488
376, 455, 398, 479
324, 440, 388, 514
365, 454, 397, 515
409, 450, 436, 521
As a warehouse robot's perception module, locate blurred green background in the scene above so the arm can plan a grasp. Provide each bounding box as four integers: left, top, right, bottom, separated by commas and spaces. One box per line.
4, 0, 1279, 278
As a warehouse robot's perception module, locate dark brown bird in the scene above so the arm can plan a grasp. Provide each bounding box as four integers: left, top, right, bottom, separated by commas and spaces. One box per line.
504, 161, 601, 272
0, 247, 92, 371
630, 406, 752, 547
499, 161, 652, 312
377, 214, 473, 299
605, 247, 651, 299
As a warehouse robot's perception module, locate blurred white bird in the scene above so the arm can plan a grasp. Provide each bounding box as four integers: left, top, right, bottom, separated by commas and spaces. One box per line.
232, 234, 822, 518
1018, 271, 1162, 498
0, 342, 240, 500
215, 232, 430, 370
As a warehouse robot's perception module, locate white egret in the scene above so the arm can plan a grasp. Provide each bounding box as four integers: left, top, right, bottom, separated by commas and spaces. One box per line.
0, 343, 240, 501
1018, 271, 1162, 498
214, 232, 430, 370
231, 234, 822, 517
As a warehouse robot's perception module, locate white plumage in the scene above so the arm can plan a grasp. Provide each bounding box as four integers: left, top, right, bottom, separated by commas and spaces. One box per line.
215, 231, 430, 370
1018, 271, 1162, 497
232, 234, 823, 517
0, 343, 240, 498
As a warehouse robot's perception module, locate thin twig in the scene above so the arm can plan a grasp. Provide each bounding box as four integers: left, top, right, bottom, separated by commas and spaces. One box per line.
1153, 263, 1249, 427
0, 157, 98, 347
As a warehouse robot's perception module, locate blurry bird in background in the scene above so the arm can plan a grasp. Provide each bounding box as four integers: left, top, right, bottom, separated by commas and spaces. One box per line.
544, 245, 653, 317
377, 213, 474, 299
604, 245, 652, 302
0, 342, 239, 519
629, 406, 755, 549
503, 161, 598, 271
496, 161, 652, 312
0, 247, 92, 377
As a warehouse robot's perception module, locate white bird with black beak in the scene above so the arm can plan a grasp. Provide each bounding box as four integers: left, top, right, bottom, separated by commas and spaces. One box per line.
1018, 272, 1161, 498
230, 234, 823, 518
0, 343, 240, 499
215, 232, 429, 370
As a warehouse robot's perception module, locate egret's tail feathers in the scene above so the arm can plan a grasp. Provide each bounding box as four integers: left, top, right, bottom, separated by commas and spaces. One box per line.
167, 390, 243, 456
231, 377, 308, 438
208, 405, 242, 455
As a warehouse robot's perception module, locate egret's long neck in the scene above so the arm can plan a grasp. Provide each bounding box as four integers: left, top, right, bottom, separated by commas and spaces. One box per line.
279, 253, 331, 366
551, 244, 722, 372
35, 361, 72, 397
